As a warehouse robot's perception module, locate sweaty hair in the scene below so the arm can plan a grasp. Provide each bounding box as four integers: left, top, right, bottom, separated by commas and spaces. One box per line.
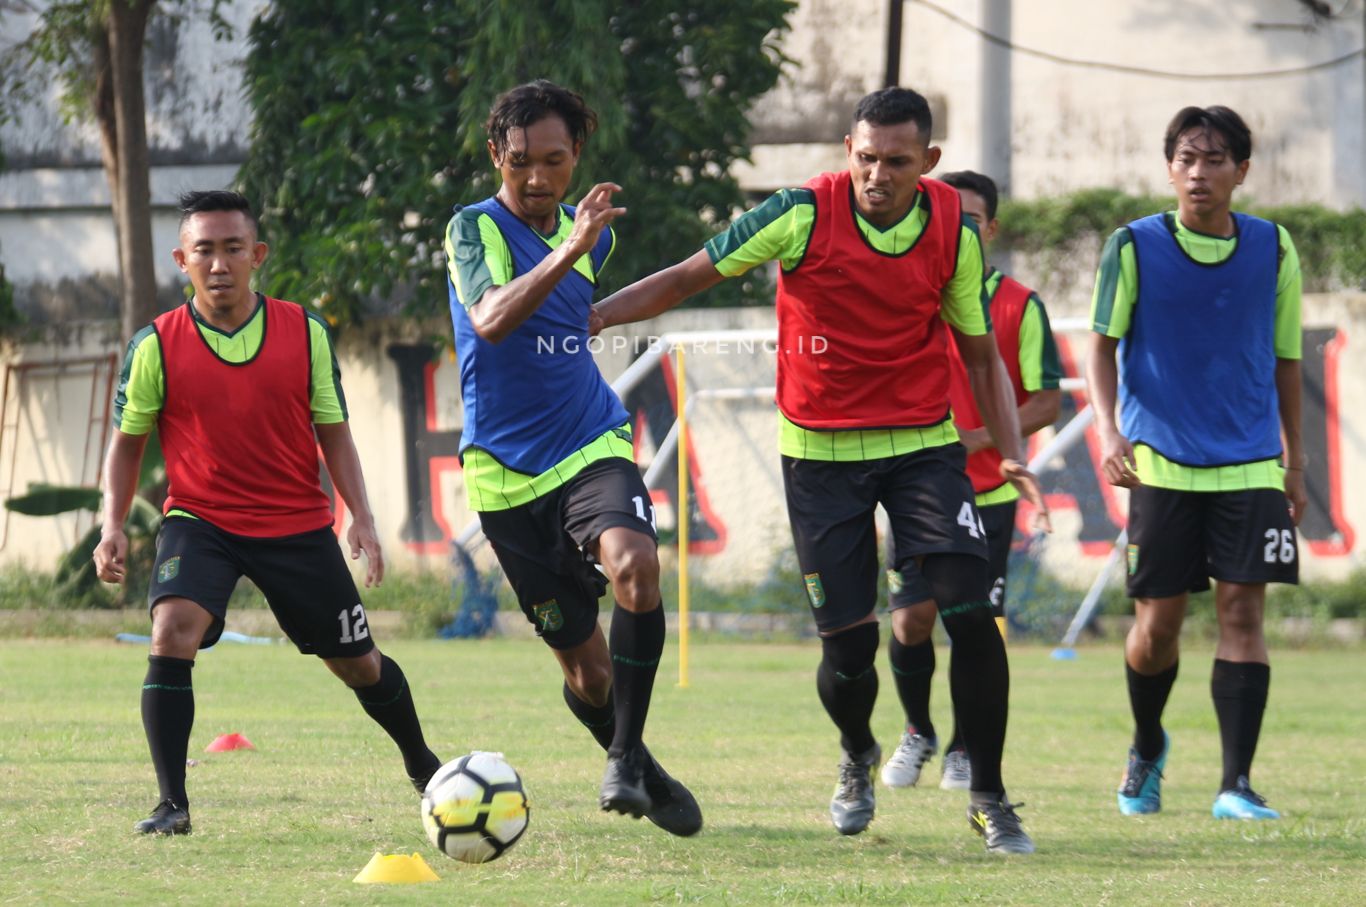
486, 80, 598, 159
852, 87, 933, 142
940, 170, 999, 220
178, 190, 258, 233
1163, 106, 1252, 163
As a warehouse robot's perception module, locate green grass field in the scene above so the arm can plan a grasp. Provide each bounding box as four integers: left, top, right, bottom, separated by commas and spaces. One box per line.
1, 638, 1362, 905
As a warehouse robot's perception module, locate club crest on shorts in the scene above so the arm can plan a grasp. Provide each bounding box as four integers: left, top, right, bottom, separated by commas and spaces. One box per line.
533, 599, 564, 632
157, 556, 181, 583
804, 573, 826, 608
886, 569, 904, 596
1127, 543, 1140, 576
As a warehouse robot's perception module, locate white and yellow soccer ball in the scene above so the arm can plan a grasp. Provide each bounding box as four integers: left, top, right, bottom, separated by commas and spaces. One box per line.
421, 751, 530, 863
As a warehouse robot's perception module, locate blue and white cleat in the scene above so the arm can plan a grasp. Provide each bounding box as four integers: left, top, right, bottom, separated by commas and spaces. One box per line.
1117, 732, 1169, 815
1212, 776, 1280, 820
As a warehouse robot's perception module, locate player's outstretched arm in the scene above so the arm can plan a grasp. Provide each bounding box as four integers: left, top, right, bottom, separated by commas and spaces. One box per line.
470, 182, 627, 344
1085, 334, 1140, 488
316, 421, 385, 587
1275, 357, 1308, 525
955, 328, 1051, 532
593, 249, 727, 332
93, 430, 150, 584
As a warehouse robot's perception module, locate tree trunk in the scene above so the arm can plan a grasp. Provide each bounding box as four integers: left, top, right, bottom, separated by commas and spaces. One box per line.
106, 0, 157, 344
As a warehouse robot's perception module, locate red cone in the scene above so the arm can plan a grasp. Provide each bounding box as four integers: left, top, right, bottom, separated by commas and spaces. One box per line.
205, 732, 255, 752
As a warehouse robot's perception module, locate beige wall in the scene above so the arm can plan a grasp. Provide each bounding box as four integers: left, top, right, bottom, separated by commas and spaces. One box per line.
742, 0, 1365, 208
2, 297, 1362, 595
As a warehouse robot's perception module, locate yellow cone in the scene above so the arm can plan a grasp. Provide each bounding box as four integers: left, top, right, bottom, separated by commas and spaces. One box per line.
352, 852, 441, 884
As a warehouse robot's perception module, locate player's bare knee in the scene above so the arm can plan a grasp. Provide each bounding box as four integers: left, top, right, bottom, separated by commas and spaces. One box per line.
149, 598, 210, 656
605, 542, 659, 611
568, 662, 612, 706
891, 602, 935, 645
326, 648, 382, 687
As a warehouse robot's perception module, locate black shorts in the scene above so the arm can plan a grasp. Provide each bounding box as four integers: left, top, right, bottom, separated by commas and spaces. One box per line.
979, 500, 1018, 619
148, 516, 373, 658
784, 444, 988, 634
478, 456, 657, 650
1126, 485, 1298, 598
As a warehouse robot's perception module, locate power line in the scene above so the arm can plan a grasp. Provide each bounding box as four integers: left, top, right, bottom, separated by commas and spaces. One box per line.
910, 0, 1365, 81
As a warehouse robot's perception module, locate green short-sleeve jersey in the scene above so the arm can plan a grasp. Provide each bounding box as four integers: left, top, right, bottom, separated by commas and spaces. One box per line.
974, 270, 1063, 507
444, 204, 614, 309
1088, 213, 1301, 491
112, 296, 348, 436
704, 185, 992, 462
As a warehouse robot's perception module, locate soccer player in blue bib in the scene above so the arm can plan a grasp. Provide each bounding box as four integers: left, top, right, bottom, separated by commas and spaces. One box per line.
443, 81, 700, 836
1087, 106, 1307, 821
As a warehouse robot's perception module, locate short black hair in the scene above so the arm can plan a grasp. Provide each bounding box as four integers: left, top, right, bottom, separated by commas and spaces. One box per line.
940, 170, 999, 220
852, 87, 932, 142
486, 80, 598, 159
1163, 106, 1253, 163
178, 190, 258, 233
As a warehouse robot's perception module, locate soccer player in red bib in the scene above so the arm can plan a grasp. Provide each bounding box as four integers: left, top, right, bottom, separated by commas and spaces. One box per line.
880, 170, 1061, 793
1088, 107, 1305, 821
594, 88, 1049, 854
94, 191, 443, 835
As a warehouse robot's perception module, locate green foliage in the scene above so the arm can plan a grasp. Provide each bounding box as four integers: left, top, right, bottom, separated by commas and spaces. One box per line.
0, 259, 17, 335
998, 189, 1366, 291
236, 0, 794, 326
2, 433, 165, 607
0, 1, 230, 127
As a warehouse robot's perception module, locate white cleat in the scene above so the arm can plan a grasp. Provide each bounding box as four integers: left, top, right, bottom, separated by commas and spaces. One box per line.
880, 732, 937, 788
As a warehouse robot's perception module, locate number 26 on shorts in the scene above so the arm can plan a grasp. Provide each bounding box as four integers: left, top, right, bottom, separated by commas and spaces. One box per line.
1262, 528, 1295, 564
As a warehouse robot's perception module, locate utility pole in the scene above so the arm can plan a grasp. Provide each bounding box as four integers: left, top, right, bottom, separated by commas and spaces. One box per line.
980, 0, 1013, 195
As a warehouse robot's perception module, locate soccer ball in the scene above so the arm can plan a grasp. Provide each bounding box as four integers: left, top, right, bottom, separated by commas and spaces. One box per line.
421, 751, 530, 863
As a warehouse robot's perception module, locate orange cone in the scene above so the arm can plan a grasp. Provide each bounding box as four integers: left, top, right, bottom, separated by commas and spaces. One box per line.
205, 732, 255, 752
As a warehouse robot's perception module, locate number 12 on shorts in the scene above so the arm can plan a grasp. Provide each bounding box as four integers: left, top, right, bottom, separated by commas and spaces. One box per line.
338, 603, 370, 643
957, 501, 986, 539
1263, 528, 1295, 564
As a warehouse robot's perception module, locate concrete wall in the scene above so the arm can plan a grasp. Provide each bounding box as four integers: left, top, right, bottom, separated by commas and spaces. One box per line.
2, 297, 1361, 593
741, 0, 1366, 209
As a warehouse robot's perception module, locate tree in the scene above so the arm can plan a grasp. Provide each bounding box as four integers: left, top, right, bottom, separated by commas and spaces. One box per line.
2, 1, 227, 341
237, 0, 794, 326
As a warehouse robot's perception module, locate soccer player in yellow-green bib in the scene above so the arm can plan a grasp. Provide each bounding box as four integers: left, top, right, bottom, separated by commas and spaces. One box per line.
444, 81, 700, 836
1086, 106, 1306, 822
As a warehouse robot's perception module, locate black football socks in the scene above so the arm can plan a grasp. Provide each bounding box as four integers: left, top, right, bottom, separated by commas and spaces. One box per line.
353, 654, 440, 782
816, 623, 880, 756
564, 681, 616, 752
1212, 659, 1270, 791
607, 603, 665, 758
888, 635, 937, 741
1127, 660, 1179, 762
142, 655, 195, 808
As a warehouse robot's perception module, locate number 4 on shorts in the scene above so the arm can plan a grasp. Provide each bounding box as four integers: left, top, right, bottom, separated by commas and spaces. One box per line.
957, 501, 985, 540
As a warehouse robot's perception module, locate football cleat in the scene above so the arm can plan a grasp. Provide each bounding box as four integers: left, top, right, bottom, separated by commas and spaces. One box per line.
967, 795, 1035, 854
599, 745, 652, 818
641, 749, 703, 837
134, 798, 191, 835
939, 748, 972, 791
1117, 732, 1170, 816
1212, 776, 1280, 820
830, 742, 880, 835
880, 732, 937, 789
409, 751, 444, 794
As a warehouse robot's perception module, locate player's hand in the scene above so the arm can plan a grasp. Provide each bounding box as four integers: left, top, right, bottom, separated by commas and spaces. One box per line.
93, 529, 129, 584
1098, 430, 1141, 488
348, 517, 385, 587
1283, 467, 1308, 527
565, 183, 625, 256
956, 425, 992, 454
1000, 458, 1052, 533
588, 305, 606, 337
